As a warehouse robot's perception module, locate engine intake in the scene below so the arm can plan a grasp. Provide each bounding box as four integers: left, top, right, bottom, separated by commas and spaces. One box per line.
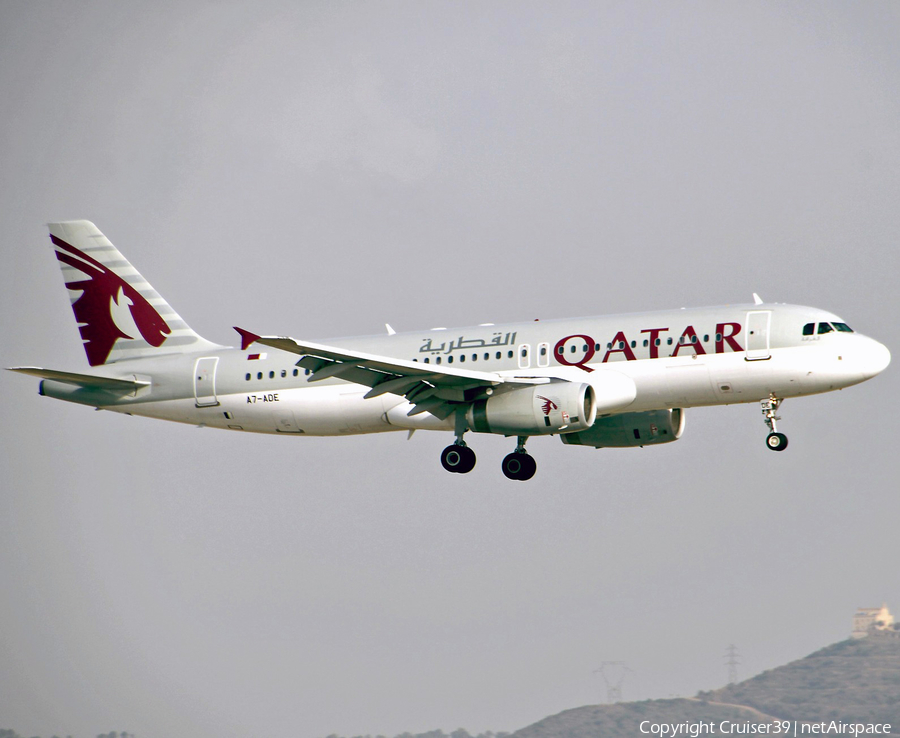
560, 408, 685, 448
467, 382, 596, 436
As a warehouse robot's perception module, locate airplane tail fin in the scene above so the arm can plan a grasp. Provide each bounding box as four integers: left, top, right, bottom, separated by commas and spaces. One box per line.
48, 220, 222, 366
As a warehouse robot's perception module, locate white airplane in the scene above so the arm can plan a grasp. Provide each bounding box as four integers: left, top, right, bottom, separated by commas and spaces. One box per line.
9, 221, 891, 480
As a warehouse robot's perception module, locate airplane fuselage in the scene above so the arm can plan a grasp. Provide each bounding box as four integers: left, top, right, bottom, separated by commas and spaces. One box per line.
15, 220, 890, 479
38, 302, 890, 439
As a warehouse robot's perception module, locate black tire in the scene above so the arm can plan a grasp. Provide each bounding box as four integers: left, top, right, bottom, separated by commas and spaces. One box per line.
765, 432, 788, 452
517, 453, 537, 480
441, 444, 476, 473
502, 452, 537, 481
456, 445, 477, 474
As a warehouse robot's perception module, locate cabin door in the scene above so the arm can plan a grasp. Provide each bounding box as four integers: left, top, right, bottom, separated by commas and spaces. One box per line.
194, 357, 219, 407
745, 311, 771, 361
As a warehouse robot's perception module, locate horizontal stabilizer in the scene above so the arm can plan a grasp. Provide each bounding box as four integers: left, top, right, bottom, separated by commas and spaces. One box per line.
6, 366, 149, 391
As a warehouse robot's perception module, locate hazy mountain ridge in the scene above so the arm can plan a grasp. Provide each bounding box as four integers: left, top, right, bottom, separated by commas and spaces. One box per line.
7, 637, 899, 738
321, 731, 509, 738
508, 634, 900, 738
0, 732, 131, 738
702, 633, 900, 723
508, 699, 762, 738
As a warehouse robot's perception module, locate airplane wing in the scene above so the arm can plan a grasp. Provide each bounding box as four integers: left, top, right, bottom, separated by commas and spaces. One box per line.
234, 327, 548, 420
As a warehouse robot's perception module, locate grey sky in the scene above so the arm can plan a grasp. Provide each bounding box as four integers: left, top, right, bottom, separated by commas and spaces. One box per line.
1, 2, 898, 737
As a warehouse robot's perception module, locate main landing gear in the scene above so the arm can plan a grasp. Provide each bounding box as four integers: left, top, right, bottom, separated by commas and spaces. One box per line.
761, 394, 788, 452
502, 437, 537, 481
441, 411, 478, 474
440, 442, 477, 474
440, 430, 537, 480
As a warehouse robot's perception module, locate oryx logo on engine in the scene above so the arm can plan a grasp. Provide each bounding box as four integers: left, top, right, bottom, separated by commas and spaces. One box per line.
537, 395, 559, 416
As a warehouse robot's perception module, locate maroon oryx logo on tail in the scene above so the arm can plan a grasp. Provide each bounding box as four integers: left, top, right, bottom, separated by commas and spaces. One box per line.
51, 234, 171, 365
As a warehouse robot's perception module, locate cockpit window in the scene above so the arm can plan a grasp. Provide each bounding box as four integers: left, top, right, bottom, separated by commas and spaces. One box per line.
817, 322, 835, 335
802, 323, 815, 336
833, 322, 854, 333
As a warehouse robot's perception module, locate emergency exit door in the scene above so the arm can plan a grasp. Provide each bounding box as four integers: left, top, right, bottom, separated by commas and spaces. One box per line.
194, 357, 219, 407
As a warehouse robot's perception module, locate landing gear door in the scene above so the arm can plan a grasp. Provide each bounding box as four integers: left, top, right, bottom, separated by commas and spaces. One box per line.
745, 311, 771, 361
194, 357, 219, 407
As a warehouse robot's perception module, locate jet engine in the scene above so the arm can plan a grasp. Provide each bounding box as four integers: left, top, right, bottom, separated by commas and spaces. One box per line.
560, 408, 685, 448
466, 382, 596, 436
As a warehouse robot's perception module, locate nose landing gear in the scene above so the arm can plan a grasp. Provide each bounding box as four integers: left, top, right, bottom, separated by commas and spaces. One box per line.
761, 395, 788, 451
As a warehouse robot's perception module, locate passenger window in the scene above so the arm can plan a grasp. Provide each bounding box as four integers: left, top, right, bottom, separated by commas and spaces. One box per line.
269, 371, 275, 378
245, 373, 251, 381
257, 372, 262, 380
293, 369, 298, 376
518, 344, 531, 369
447, 355, 453, 363
459, 354, 465, 362
281, 370, 286, 378
537, 342, 550, 368
802, 323, 815, 336
667, 338, 673, 345
436, 357, 441, 364
495, 352, 501, 360
818, 322, 834, 335
483, 353, 489, 361
424, 358, 430, 363
507, 350, 513, 359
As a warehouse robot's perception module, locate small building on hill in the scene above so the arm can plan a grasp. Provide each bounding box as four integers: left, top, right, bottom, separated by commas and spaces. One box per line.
852, 603, 894, 638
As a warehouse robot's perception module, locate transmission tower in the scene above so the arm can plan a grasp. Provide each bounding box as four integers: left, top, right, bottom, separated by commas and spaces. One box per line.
593, 661, 633, 703
724, 644, 740, 685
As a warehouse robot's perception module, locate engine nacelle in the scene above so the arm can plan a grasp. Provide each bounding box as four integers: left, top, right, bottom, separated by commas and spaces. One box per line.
467, 382, 596, 436
560, 408, 685, 448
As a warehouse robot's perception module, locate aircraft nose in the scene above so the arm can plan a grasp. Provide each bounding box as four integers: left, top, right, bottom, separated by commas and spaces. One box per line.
861, 338, 891, 379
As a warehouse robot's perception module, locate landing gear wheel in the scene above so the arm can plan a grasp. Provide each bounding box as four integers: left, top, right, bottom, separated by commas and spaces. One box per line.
502, 452, 537, 481
441, 444, 476, 473
766, 432, 788, 452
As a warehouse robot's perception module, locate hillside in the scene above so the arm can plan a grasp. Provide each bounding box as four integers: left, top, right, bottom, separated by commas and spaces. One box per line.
509, 634, 900, 738
509, 699, 774, 738
703, 633, 900, 723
